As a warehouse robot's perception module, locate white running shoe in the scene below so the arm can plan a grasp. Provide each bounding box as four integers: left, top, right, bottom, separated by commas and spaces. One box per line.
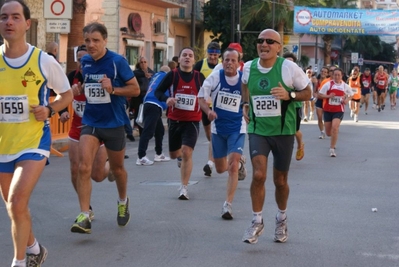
329, 148, 336, 157
319, 132, 325, 139
136, 156, 154, 166
309, 112, 313, 120
154, 153, 170, 162
303, 116, 308, 122
350, 110, 354, 118
178, 185, 189, 200
354, 115, 358, 122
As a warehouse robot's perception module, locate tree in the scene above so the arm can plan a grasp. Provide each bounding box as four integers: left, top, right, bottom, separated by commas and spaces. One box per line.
203, 0, 265, 61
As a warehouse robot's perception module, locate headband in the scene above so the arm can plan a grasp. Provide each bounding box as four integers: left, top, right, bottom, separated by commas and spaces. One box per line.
207, 49, 221, 54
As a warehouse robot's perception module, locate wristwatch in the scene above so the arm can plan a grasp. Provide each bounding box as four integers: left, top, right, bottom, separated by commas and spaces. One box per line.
46, 105, 55, 118
289, 91, 296, 100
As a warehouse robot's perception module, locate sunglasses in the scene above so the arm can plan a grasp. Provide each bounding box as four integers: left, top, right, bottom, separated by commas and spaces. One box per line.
140, 61, 147, 63
256, 38, 280, 45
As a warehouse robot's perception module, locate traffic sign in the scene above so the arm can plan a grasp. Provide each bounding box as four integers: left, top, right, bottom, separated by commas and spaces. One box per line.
44, 0, 72, 19
46, 19, 70, 33
358, 58, 363, 66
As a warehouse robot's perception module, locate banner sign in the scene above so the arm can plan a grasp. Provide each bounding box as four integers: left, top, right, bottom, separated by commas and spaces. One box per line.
294, 6, 399, 36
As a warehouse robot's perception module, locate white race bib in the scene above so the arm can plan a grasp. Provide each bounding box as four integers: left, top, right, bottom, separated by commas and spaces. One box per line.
378, 80, 385, 86
84, 83, 111, 104
175, 93, 196, 111
392, 82, 398, 87
72, 100, 86, 117
251, 95, 281, 117
351, 87, 358, 94
362, 81, 369, 87
0, 95, 29, 123
215, 91, 241, 113
328, 96, 342, 106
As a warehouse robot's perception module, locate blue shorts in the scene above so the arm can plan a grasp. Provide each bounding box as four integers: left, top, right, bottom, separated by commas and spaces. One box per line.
0, 153, 48, 173
323, 111, 344, 122
212, 133, 245, 159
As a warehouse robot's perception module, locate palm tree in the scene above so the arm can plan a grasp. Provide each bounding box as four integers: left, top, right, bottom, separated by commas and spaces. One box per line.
241, 0, 317, 55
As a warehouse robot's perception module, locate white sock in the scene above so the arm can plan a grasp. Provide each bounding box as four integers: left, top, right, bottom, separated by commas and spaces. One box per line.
26, 238, 40, 255
276, 209, 287, 222
118, 198, 127, 205
224, 201, 232, 206
11, 258, 26, 267
252, 211, 262, 223
207, 160, 214, 169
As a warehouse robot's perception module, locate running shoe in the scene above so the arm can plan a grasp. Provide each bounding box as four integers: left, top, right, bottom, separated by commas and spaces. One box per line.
71, 213, 91, 234
177, 157, 182, 168
154, 153, 171, 162
309, 112, 313, 121
117, 197, 130, 227
295, 143, 305, 161
354, 115, 358, 122
126, 134, 135, 142
178, 185, 189, 200
136, 156, 154, 166
378, 107, 381, 112
319, 132, 325, 139
350, 110, 354, 118
26, 243, 48, 267
89, 205, 94, 221
382, 104, 385, 110
372, 103, 376, 109
303, 116, 308, 122
329, 148, 336, 157
238, 155, 247, 181
242, 220, 264, 244
274, 217, 288, 243
203, 163, 212, 177
221, 202, 233, 220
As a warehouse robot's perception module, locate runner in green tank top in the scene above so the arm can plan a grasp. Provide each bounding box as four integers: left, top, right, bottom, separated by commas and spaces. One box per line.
240, 29, 311, 245
389, 69, 398, 109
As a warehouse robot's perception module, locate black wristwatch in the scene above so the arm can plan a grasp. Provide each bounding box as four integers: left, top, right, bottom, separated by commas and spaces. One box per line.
289, 91, 296, 100
46, 105, 55, 118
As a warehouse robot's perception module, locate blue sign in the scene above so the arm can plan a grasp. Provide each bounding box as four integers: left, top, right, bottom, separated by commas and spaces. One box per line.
294, 6, 399, 36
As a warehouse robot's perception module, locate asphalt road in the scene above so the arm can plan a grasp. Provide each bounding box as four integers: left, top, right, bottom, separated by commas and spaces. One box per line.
0, 105, 398, 267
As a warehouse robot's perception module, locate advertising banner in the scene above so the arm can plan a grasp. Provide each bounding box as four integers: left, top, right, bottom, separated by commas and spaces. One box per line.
294, 6, 399, 36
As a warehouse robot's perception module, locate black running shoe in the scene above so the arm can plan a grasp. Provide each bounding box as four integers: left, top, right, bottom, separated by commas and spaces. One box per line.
117, 197, 130, 227
71, 213, 91, 234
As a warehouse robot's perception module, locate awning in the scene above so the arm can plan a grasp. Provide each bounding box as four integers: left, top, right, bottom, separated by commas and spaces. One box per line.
153, 42, 167, 50
124, 38, 144, 47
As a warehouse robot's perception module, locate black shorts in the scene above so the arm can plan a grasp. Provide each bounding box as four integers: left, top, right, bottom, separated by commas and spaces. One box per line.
361, 88, 371, 96
168, 120, 200, 151
351, 98, 360, 103
315, 99, 323, 109
376, 88, 386, 96
80, 125, 126, 151
323, 111, 344, 122
248, 134, 294, 172
296, 107, 302, 131
201, 110, 211, 127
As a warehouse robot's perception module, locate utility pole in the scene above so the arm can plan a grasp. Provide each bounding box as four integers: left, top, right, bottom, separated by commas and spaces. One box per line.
231, 0, 236, 42
237, 0, 241, 44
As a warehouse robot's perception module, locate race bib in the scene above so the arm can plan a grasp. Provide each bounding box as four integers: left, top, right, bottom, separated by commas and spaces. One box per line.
362, 81, 369, 87
328, 96, 342, 106
0, 95, 29, 123
175, 93, 196, 111
378, 80, 385, 86
72, 100, 86, 117
215, 91, 241, 113
251, 95, 281, 117
84, 83, 111, 104
352, 88, 358, 94
392, 82, 398, 87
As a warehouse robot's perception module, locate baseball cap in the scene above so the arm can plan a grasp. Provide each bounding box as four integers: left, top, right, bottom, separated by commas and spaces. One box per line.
228, 43, 243, 53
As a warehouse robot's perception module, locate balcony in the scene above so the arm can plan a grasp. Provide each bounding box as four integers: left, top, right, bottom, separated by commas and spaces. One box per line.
143, 0, 187, 9
171, 1, 204, 25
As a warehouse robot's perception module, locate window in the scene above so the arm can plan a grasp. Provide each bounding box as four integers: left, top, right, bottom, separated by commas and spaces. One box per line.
153, 49, 164, 73
126, 46, 139, 68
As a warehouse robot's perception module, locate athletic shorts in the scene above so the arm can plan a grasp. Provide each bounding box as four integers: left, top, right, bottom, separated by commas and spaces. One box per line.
361, 88, 371, 96
323, 111, 344, 122
248, 134, 294, 172
389, 88, 398, 95
315, 99, 323, 109
376, 88, 386, 96
0, 153, 48, 173
296, 107, 302, 131
212, 132, 245, 159
351, 98, 360, 103
80, 125, 126, 151
68, 125, 81, 142
168, 120, 200, 151
201, 109, 211, 127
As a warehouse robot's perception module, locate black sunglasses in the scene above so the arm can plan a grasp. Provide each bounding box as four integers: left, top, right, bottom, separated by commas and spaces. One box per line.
256, 38, 280, 45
